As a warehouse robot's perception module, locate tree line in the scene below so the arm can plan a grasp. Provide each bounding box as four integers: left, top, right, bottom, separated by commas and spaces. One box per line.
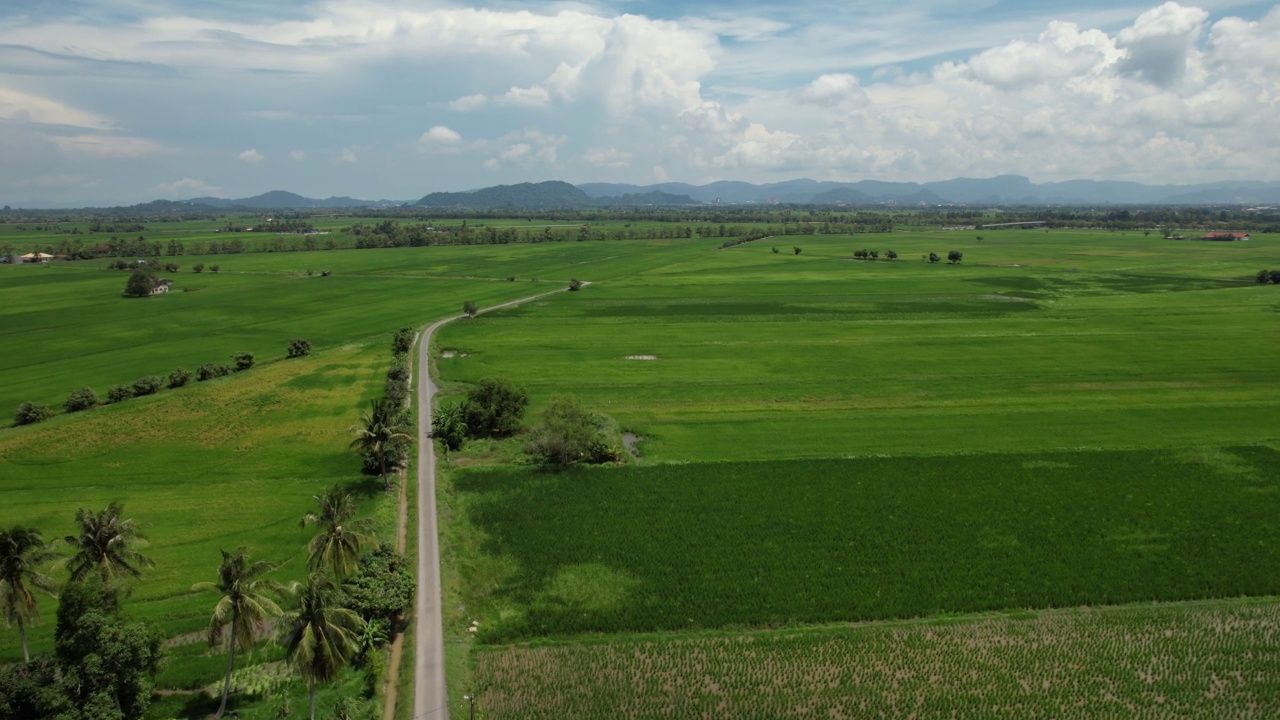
11, 338, 319, 427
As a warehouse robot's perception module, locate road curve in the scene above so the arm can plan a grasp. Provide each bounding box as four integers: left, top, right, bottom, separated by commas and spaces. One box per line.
413, 286, 579, 720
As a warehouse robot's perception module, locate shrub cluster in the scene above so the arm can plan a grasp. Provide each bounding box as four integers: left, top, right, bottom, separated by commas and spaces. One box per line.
392, 327, 414, 355
853, 249, 898, 260
287, 338, 312, 358
385, 355, 410, 406
198, 362, 232, 381
523, 394, 622, 468
63, 387, 98, 413
1256, 269, 1280, 284
14, 402, 52, 426
106, 384, 133, 404
13, 344, 280, 427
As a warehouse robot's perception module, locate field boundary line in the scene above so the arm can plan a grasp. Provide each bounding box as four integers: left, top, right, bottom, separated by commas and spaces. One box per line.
412, 283, 584, 720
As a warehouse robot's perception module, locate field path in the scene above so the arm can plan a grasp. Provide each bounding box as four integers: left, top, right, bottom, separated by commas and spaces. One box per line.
413, 284, 582, 720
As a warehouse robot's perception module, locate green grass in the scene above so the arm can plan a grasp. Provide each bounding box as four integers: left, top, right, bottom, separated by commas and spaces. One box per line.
436, 231, 1280, 461
455, 448, 1280, 642
473, 599, 1280, 719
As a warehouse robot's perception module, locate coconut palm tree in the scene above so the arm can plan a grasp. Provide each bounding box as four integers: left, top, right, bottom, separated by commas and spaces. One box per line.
279, 572, 365, 720
0, 525, 57, 662
300, 486, 375, 580
349, 398, 411, 490
192, 547, 287, 719
64, 502, 154, 583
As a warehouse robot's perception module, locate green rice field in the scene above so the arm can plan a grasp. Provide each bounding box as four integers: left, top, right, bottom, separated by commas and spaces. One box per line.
2, 222, 1279, 717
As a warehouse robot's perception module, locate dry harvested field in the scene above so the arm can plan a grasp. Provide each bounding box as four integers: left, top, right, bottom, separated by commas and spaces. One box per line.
475, 601, 1280, 719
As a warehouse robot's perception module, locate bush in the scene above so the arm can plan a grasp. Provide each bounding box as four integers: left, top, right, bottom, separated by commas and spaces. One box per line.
123, 267, 156, 298
392, 327, 414, 355
343, 545, 415, 625
287, 338, 312, 358
385, 359, 410, 405
430, 403, 467, 452
1272, 270, 1280, 284
568, 279, 583, 291
232, 351, 254, 371
197, 363, 231, 381
463, 378, 528, 438
14, 402, 52, 426
1258, 270, 1272, 284
928, 252, 940, 263
524, 394, 620, 467
948, 250, 964, 264
192, 263, 204, 273
793, 247, 802, 255
885, 250, 898, 260
106, 384, 133, 404
463, 301, 479, 317
210, 265, 220, 273
132, 376, 162, 396
63, 387, 98, 413
168, 368, 191, 388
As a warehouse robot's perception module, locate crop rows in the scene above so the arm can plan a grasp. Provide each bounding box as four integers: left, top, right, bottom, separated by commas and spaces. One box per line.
459, 447, 1280, 642
474, 601, 1280, 719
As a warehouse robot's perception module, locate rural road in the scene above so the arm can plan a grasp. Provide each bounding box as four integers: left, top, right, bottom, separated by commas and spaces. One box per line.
413, 285, 581, 720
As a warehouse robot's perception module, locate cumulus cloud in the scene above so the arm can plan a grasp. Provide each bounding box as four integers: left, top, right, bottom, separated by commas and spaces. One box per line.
340, 147, 358, 164
290, 150, 306, 161
3, 0, 1280, 200
1116, 2, 1209, 87
795, 74, 868, 106
582, 147, 630, 168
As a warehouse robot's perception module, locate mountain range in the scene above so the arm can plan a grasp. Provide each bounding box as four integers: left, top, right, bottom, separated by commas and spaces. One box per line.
145, 176, 1280, 211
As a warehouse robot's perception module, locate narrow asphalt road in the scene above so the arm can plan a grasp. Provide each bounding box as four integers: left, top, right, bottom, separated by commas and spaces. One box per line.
413, 286, 580, 720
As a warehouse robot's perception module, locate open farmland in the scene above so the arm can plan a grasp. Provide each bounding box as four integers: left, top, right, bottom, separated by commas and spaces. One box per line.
1, 224, 1279, 718
430, 228, 1280, 715
435, 231, 1280, 460
475, 601, 1280, 720
455, 448, 1280, 642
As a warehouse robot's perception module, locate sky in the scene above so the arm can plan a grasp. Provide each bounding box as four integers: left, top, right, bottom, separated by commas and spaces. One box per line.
1, 0, 1279, 206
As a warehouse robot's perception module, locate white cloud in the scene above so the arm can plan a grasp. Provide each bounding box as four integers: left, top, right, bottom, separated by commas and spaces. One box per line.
449, 94, 488, 111
157, 177, 222, 198
51, 134, 159, 158
3, 0, 1280, 201
582, 147, 630, 168
0, 85, 110, 128
340, 147, 358, 164
796, 74, 868, 106
1116, 2, 1209, 87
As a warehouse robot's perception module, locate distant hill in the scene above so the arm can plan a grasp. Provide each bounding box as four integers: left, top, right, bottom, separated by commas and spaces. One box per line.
576, 177, 1280, 206
107, 176, 1280, 213
416, 181, 591, 208
184, 191, 399, 209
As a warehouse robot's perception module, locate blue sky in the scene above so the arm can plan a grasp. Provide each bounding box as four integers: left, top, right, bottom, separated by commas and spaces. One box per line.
1, 0, 1278, 205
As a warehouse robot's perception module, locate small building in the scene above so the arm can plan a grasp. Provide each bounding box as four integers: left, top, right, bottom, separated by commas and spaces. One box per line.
1201, 232, 1250, 241
150, 278, 172, 295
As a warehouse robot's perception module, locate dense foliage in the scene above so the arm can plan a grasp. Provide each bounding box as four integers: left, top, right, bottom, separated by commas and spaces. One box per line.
461, 378, 528, 438
523, 395, 619, 467
62, 387, 98, 413
12, 402, 51, 426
